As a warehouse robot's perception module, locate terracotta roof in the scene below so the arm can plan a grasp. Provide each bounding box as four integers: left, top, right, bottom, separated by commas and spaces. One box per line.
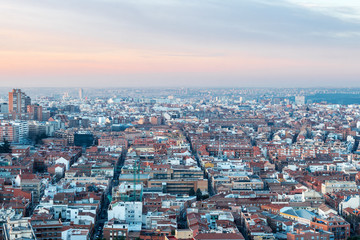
20, 173, 37, 179
195, 233, 244, 240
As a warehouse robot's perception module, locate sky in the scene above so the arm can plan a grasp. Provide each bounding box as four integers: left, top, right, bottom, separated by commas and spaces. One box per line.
1, 0, 360, 88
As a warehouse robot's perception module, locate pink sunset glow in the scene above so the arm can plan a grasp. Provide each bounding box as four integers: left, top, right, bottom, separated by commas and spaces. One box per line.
1, 0, 360, 87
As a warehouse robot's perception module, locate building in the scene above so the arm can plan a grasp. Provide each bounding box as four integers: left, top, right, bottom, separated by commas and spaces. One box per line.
98, 136, 128, 149
0, 208, 19, 239
194, 233, 244, 240
175, 229, 193, 239
27, 104, 43, 121
321, 181, 357, 194
0, 124, 15, 142
11, 145, 30, 157
62, 229, 89, 240
147, 179, 208, 195
79, 88, 84, 99
0, 121, 28, 143
15, 174, 43, 204
30, 220, 62, 240
172, 167, 204, 180
295, 96, 305, 105
3, 218, 36, 240
0, 103, 9, 113
301, 189, 324, 204
231, 178, 264, 190
107, 201, 142, 232
339, 195, 360, 214
310, 216, 350, 240
287, 229, 334, 240
69, 117, 90, 128
74, 131, 94, 147
8, 89, 31, 116
28, 121, 57, 139
280, 207, 317, 225
13, 121, 29, 143
112, 182, 142, 202
102, 219, 128, 240
108, 201, 143, 224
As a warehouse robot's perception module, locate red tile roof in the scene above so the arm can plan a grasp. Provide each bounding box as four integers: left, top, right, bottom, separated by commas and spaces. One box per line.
194, 233, 244, 240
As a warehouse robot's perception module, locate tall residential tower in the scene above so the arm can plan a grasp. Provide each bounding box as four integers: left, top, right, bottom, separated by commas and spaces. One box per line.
8, 89, 31, 114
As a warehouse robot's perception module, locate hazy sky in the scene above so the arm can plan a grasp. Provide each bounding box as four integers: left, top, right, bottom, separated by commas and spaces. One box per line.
1, 0, 360, 88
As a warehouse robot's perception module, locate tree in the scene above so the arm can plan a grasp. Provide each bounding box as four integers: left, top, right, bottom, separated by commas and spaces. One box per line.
292, 132, 299, 143
267, 131, 274, 141
348, 237, 360, 240
202, 194, 209, 200
115, 237, 126, 240
0, 139, 11, 153
35, 133, 48, 144
345, 214, 360, 235
196, 188, 202, 201
189, 187, 195, 196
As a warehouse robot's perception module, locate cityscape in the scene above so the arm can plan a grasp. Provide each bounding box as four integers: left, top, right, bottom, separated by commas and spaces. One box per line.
1, 0, 360, 240
0, 87, 359, 240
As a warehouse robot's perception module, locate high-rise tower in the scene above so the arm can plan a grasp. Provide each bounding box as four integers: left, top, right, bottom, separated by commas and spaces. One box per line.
79, 88, 84, 100
8, 89, 31, 114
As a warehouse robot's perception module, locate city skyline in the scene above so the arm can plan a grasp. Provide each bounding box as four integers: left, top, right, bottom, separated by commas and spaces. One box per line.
1, 1, 360, 236
1, 0, 360, 88
0, 86, 360, 240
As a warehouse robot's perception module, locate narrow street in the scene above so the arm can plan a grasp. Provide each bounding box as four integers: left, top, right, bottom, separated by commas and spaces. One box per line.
92, 148, 127, 240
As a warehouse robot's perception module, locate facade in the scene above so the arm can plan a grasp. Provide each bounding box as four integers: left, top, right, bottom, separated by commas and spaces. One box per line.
17, 174, 42, 204
27, 104, 43, 121
8, 89, 31, 117
321, 181, 357, 194
102, 220, 128, 240
310, 216, 350, 240
147, 179, 208, 195
108, 201, 143, 224
3, 218, 36, 240
0, 120, 28, 143
30, 220, 62, 240
74, 131, 94, 147
28, 121, 56, 139
79, 88, 84, 99
287, 229, 334, 240
232, 179, 264, 190
55, 157, 70, 171
0, 124, 15, 142
0, 103, 9, 113
1, 88, 360, 240
98, 136, 128, 149
13, 121, 29, 143
194, 233, 244, 240
11, 145, 30, 157
295, 96, 305, 105
172, 167, 203, 179
301, 190, 324, 203
0, 208, 18, 239
339, 195, 360, 214
62, 229, 89, 240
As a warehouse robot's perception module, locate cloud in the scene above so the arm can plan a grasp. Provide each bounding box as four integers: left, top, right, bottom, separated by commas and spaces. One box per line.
285, 0, 360, 24
2, 0, 360, 49
0, 0, 360, 87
